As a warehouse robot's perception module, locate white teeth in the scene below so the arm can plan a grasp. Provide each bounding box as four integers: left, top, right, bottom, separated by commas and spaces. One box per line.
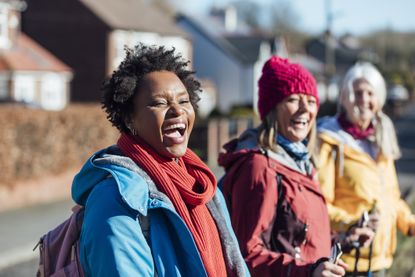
293, 119, 308, 125
164, 123, 185, 131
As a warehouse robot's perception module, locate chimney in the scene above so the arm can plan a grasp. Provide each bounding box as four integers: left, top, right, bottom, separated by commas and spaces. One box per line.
0, 0, 26, 50
224, 5, 237, 32
210, 5, 238, 32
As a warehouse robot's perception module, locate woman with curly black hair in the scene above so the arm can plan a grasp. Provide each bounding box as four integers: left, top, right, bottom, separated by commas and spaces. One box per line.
71, 44, 249, 277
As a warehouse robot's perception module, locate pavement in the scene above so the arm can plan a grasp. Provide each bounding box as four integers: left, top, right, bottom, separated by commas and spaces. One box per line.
1, 102, 415, 275
0, 199, 74, 271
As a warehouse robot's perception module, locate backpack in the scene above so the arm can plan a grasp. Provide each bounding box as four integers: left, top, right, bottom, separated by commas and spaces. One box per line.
35, 205, 85, 277
34, 204, 150, 277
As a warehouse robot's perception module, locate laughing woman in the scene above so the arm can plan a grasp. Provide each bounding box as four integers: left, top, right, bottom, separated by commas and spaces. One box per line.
317, 62, 415, 276
71, 44, 248, 277
219, 56, 354, 277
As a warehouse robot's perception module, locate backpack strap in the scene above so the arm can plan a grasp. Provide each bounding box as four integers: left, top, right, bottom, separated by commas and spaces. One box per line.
270, 156, 309, 260
276, 173, 283, 202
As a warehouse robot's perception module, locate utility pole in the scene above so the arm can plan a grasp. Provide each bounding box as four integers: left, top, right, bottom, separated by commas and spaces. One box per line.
324, 0, 336, 82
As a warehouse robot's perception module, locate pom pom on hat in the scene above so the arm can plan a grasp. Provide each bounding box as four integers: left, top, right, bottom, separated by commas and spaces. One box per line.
257, 56, 319, 120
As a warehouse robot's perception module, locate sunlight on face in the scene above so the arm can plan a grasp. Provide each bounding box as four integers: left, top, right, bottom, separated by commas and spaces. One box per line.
276, 93, 318, 142
130, 71, 195, 158
346, 79, 379, 130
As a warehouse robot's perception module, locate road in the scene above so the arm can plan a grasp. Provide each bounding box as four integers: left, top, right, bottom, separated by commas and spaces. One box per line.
0, 199, 74, 276
1, 103, 415, 276
393, 103, 415, 194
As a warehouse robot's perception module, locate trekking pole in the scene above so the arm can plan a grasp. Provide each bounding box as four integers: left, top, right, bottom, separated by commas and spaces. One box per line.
366, 201, 377, 277
353, 211, 370, 277
366, 241, 373, 277
353, 246, 360, 277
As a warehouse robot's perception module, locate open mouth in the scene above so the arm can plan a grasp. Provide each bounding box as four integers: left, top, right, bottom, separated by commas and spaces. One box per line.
291, 118, 309, 127
357, 107, 371, 113
163, 123, 186, 138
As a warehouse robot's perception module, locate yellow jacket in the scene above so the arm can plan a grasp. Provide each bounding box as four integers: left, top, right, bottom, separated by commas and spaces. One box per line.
318, 118, 415, 272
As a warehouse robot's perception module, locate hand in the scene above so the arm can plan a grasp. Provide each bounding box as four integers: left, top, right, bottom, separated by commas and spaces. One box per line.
367, 210, 380, 231
312, 259, 347, 277
408, 224, 415, 236
345, 226, 375, 248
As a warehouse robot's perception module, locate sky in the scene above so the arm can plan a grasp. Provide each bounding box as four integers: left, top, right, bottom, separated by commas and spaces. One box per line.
169, 0, 415, 36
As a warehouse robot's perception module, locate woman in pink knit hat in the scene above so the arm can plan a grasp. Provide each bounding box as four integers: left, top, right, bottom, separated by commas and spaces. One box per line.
218, 56, 373, 277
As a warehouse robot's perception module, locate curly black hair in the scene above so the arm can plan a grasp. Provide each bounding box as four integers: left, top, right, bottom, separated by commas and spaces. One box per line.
102, 44, 201, 133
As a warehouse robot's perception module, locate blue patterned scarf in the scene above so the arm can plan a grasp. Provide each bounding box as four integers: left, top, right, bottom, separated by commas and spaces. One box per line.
277, 135, 309, 160
277, 135, 312, 176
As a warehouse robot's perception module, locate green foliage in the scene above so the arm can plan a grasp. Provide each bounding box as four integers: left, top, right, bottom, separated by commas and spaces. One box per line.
360, 30, 415, 96
229, 105, 254, 118
208, 108, 225, 118
229, 0, 312, 52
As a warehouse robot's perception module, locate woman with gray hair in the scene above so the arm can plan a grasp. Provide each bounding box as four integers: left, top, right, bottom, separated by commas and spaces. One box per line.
317, 62, 415, 276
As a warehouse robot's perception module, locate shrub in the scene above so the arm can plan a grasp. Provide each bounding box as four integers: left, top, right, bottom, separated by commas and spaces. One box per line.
0, 104, 119, 186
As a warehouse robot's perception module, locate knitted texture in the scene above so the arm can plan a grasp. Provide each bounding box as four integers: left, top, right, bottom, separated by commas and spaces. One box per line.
258, 56, 319, 120
117, 133, 227, 277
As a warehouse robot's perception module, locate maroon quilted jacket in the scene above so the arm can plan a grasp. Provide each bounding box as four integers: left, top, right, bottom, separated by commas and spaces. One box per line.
218, 131, 331, 277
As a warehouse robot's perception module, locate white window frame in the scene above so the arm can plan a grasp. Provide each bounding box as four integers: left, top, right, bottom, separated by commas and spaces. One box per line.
112, 30, 128, 69
111, 30, 161, 70
0, 73, 9, 99
160, 36, 191, 61
40, 73, 66, 110
14, 74, 36, 104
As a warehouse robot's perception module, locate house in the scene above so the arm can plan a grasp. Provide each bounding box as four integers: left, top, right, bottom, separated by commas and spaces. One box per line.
0, 0, 72, 110
176, 10, 284, 114
22, 0, 191, 102
306, 32, 378, 79
289, 54, 330, 102
304, 32, 379, 111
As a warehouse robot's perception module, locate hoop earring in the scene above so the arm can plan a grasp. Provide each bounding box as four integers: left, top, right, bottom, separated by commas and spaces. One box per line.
127, 124, 137, 136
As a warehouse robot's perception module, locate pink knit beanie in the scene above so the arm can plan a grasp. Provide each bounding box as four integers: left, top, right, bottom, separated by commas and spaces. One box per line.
258, 56, 319, 120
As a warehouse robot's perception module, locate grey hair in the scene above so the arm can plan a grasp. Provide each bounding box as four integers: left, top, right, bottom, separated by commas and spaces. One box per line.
339, 62, 401, 160
339, 62, 387, 112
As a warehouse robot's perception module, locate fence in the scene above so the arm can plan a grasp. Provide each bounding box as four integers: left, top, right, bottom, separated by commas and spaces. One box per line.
203, 117, 258, 167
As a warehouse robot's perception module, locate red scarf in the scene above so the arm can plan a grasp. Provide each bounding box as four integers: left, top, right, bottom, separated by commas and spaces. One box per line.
117, 133, 227, 276
337, 112, 375, 140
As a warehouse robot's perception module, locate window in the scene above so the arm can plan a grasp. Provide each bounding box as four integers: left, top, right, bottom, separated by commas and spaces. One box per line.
40, 73, 66, 110
0, 74, 8, 99
131, 31, 159, 47
111, 31, 160, 70
14, 74, 35, 103
161, 37, 191, 61
112, 30, 128, 69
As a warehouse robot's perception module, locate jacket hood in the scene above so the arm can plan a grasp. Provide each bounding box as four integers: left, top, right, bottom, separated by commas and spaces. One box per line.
71, 145, 165, 216
318, 116, 367, 152
317, 116, 343, 140
218, 128, 263, 171
218, 127, 310, 175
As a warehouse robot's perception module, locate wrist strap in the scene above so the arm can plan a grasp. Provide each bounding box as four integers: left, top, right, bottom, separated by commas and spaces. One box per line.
310, 257, 330, 277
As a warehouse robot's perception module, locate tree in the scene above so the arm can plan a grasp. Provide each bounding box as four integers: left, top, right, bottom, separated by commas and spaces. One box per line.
361, 29, 415, 95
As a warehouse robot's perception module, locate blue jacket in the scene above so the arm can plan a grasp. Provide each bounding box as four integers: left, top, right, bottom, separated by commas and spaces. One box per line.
71, 146, 249, 277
